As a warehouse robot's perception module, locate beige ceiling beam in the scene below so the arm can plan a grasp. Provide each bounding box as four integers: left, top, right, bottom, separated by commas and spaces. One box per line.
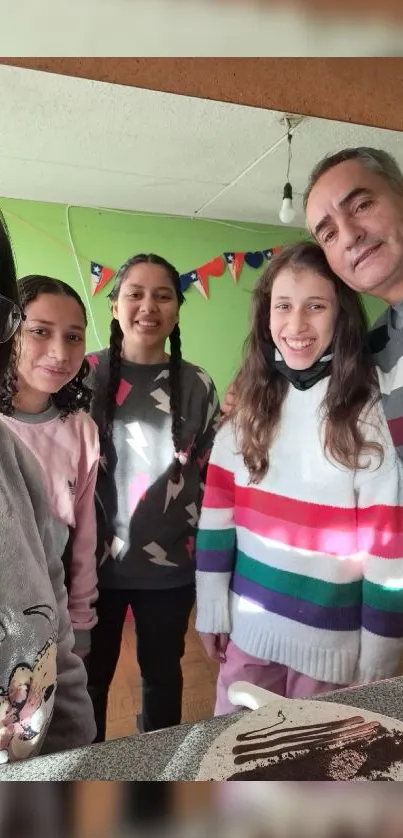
1, 58, 403, 131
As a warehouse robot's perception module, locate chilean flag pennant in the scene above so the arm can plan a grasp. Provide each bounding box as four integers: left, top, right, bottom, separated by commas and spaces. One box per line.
91, 262, 115, 296
224, 252, 245, 283
192, 273, 209, 299
179, 270, 199, 293
194, 256, 225, 299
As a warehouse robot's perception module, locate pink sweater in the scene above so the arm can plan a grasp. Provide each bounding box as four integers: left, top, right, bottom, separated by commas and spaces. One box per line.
0, 403, 99, 651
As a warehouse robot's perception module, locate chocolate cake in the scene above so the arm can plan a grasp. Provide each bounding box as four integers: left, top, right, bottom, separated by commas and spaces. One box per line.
196, 700, 403, 781
228, 714, 403, 780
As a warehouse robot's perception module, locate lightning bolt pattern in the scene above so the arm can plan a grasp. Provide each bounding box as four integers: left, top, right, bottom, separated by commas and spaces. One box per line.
89, 350, 220, 584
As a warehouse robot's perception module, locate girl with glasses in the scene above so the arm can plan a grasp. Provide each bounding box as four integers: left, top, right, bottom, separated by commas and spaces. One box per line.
0, 293, 24, 344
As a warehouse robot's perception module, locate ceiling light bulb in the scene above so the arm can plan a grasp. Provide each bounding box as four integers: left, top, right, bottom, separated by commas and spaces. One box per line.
279, 182, 296, 224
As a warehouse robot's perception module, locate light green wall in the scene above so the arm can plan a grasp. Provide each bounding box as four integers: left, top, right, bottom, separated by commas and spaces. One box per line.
361, 291, 386, 325
0, 197, 387, 399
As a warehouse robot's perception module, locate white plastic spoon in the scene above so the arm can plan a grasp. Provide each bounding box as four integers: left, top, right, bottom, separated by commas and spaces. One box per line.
227, 680, 281, 711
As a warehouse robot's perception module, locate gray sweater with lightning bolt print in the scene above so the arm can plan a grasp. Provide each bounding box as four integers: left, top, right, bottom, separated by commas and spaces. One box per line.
88, 350, 220, 590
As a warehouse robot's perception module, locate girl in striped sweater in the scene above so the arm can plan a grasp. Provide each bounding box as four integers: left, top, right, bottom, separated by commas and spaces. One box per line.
196, 241, 403, 715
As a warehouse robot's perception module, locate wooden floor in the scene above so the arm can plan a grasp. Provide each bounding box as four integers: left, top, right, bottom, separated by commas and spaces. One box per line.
106, 609, 218, 740
75, 620, 217, 836
106, 615, 403, 740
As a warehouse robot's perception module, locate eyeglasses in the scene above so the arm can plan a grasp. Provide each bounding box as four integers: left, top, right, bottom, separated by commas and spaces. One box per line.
0, 294, 25, 344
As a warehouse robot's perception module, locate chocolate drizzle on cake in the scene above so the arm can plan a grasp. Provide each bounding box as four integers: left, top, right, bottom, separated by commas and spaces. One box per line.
233, 715, 379, 765
225, 714, 403, 780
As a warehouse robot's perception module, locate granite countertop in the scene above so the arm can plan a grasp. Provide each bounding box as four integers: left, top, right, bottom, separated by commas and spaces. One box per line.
2, 676, 403, 780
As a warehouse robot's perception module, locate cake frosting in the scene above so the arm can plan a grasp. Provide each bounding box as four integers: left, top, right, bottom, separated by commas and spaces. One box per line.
228, 713, 403, 780
196, 700, 403, 781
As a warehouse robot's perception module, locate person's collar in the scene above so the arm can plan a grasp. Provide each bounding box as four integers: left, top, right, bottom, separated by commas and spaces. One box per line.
263, 341, 332, 391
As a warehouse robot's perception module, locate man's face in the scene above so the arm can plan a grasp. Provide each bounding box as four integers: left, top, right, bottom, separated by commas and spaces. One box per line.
305, 158, 403, 304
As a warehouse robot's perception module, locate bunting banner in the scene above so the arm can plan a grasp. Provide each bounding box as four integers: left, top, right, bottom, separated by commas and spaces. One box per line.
180, 245, 283, 298
0, 206, 285, 306
88, 245, 284, 302
178, 256, 226, 299
91, 261, 115, 296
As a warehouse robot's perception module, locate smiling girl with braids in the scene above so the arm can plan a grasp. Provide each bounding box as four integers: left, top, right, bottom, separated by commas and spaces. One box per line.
86, 253, 220, 738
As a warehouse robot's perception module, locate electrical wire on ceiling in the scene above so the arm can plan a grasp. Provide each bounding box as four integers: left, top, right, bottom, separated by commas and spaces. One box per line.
192, 115, 305, 219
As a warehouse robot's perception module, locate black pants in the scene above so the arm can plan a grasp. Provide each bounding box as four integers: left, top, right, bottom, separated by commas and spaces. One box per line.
85, 584, 195, 740
122, 783, 173, 829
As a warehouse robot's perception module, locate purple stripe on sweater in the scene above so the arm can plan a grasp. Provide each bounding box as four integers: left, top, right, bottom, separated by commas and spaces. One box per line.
196, 549, 234, 573
231, 572, 361, 632
362, 605, 403, 639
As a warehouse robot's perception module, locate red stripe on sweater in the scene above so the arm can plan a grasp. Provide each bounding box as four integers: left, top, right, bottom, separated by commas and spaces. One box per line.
235, 484, 350, 529
235, 504, 356, 556
207, 473, 403, 532
358, 504, 403, 533
235, 505, 403, 559
203, 463, 235, 508
204, 465, 403, 558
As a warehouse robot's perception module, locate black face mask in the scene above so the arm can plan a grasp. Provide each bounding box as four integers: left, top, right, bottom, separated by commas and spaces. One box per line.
263, 341, 333, 391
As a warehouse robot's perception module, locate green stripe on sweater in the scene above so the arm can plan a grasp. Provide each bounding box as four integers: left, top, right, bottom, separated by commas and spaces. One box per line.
196, 528, 236, 551
363, 579, 403, 612
236, 551, 362, 607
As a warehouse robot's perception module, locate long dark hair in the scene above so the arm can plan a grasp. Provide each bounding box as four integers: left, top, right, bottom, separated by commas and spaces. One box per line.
104, 253, 185, 483
0, 275, 92, 419
0, 211, 20, 382
228, 241, 382, 483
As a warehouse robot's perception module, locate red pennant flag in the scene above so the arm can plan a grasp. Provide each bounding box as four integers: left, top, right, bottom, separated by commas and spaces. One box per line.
192, 275, 209, 299
91, 262, 115, 296
193, 256, 225, 299
196, 256, 225, 299
224, 252, 245, 283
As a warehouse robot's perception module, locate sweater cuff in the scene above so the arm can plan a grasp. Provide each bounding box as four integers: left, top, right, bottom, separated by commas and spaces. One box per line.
354, 631, 402, 683
196, 570, 231, 633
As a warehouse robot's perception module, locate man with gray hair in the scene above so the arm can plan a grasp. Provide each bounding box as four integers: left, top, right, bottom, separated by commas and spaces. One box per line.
222, 147, 403, 457
304, 147, 403, 456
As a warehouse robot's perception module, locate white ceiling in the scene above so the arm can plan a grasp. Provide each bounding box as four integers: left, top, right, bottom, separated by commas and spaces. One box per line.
1, 0, 403, 56
1, 64, 403, 229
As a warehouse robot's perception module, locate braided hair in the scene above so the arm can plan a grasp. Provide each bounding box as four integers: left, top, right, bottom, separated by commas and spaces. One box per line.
0, 275, 92, 419
104, 254, 185, 483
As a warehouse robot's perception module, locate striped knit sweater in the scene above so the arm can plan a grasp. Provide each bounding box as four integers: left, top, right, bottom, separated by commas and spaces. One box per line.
195, 377, 403, 686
